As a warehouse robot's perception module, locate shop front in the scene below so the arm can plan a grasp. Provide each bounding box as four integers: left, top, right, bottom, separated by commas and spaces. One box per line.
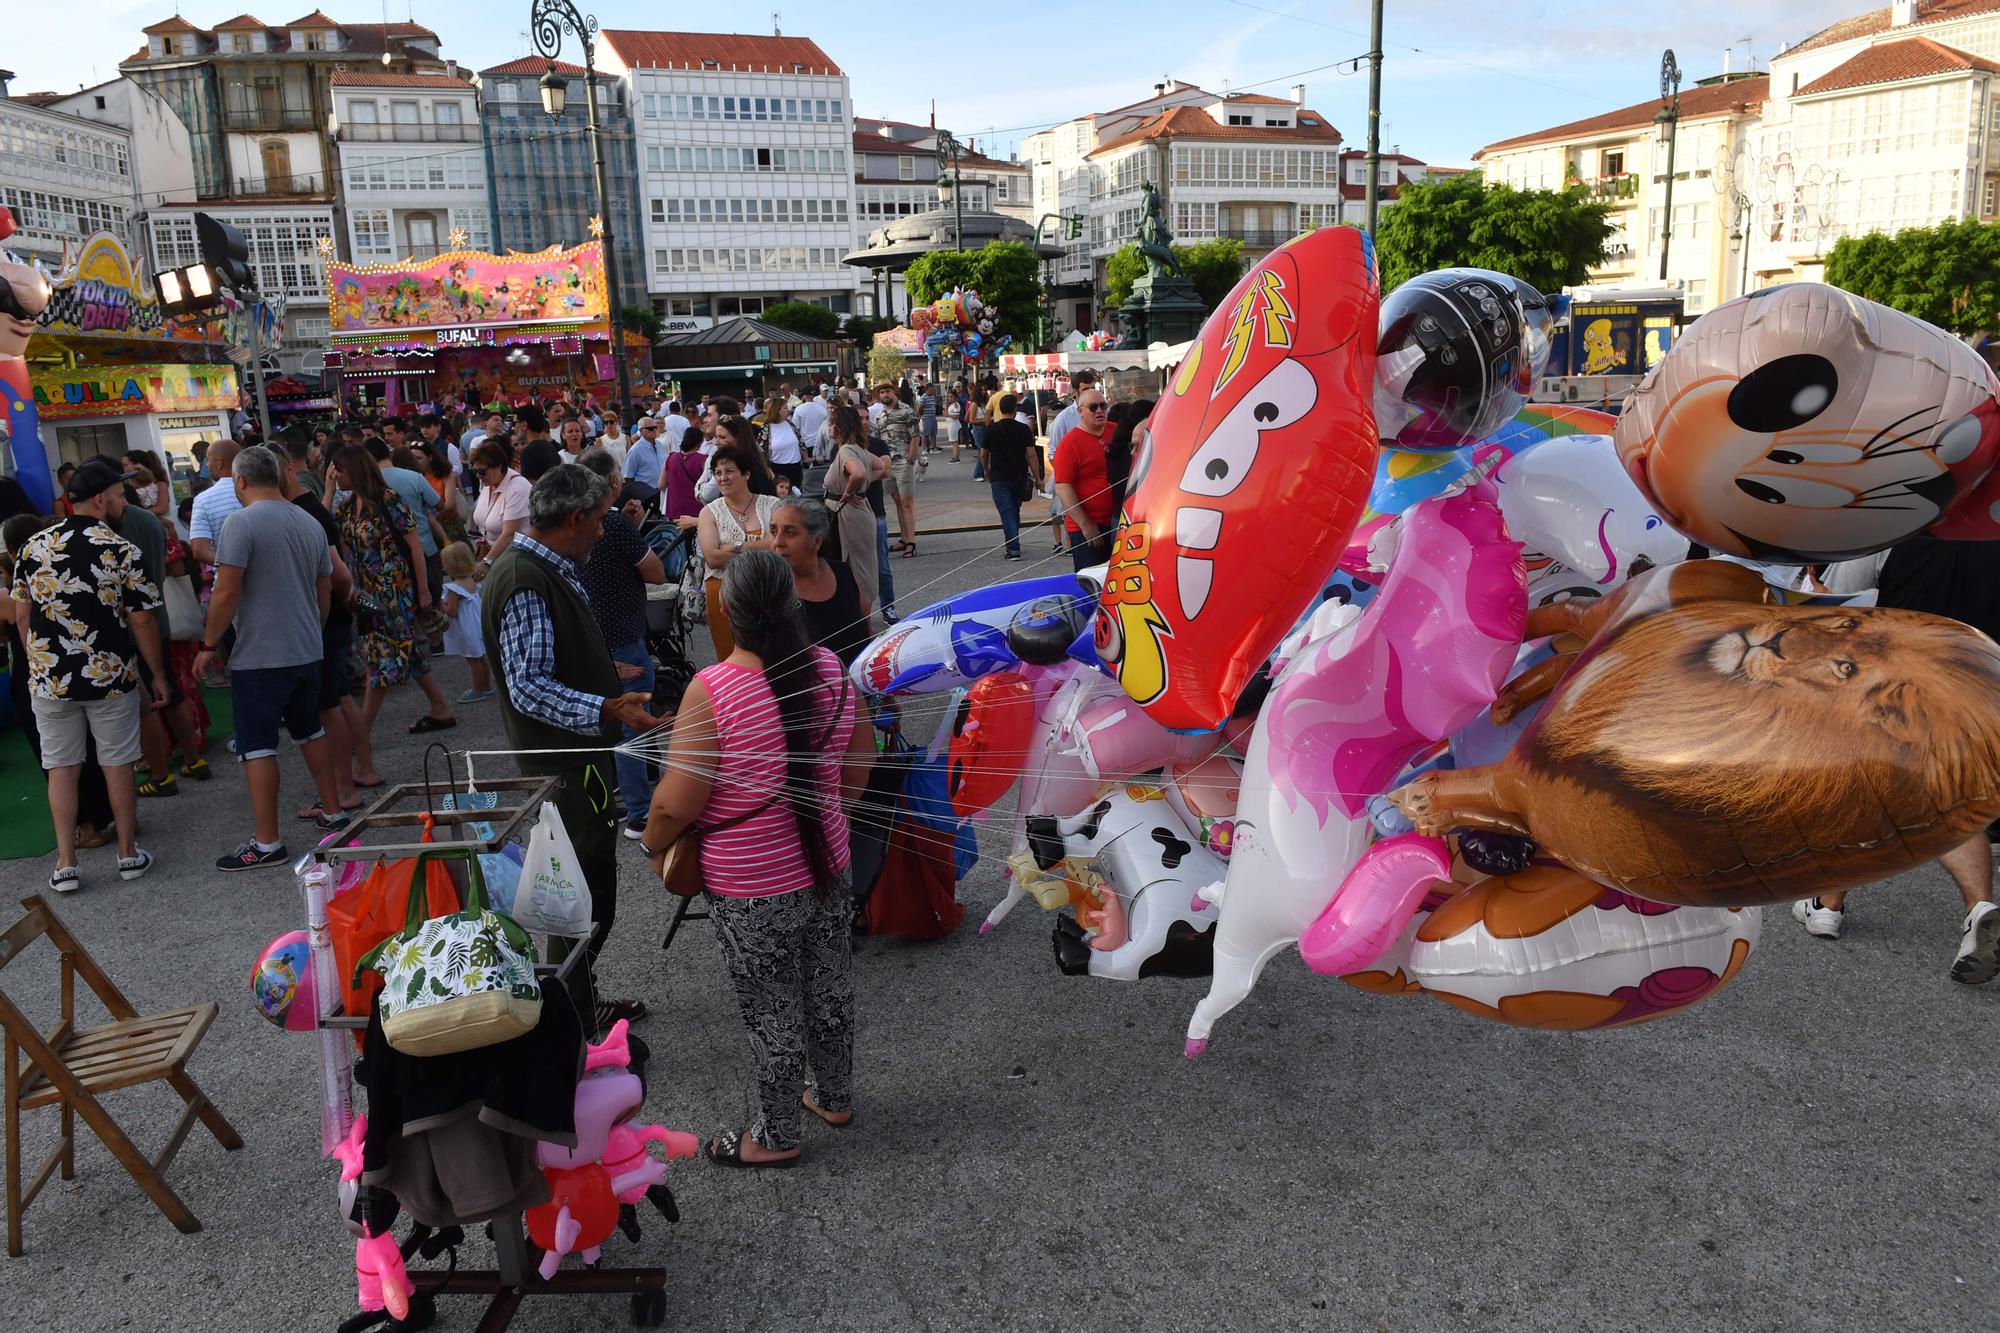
15, 231, 236, 479
324, 241, 649, 415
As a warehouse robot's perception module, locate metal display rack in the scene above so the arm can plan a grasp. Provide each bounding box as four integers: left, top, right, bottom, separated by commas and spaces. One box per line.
315, 774, 668, 1331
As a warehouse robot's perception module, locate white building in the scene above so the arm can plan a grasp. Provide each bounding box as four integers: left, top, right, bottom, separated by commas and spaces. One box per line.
0, 77, 143, 270
597, 29, 859, 328
1024, 80, 1350, 333
331, 70, 489, 262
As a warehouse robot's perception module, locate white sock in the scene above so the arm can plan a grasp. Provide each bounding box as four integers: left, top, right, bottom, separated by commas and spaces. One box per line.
255, 839, 283, 854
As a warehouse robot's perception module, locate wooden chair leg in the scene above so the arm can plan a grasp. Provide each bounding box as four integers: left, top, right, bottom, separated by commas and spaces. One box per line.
64, 1091, 202, 1235
5, 1040, 21, 1259
59, 1101, 73, 1182
165, 1070, 243, 1151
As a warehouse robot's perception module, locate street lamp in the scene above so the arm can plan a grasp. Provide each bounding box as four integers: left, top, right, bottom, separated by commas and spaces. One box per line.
1655, 48, 1682, 283
530, 0, 632, 419
935, 129, 966, 252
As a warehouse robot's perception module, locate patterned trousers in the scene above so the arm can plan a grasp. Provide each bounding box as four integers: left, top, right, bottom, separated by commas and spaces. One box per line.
706, 876, 855, 1152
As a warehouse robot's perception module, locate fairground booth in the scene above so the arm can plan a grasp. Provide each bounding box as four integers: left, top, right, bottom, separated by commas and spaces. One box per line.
652, 316, 847, 401
323, 241, 649, 415
19, 233, 238, 476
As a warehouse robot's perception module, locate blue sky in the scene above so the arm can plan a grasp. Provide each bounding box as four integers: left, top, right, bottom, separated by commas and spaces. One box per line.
14, 0, 1862, 165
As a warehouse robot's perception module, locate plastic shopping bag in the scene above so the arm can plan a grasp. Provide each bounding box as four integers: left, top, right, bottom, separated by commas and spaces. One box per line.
514, 801, 594, 937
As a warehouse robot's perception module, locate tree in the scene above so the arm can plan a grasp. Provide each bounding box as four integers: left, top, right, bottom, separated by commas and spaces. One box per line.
1104, 238, 1247, 312
760, 300, 841, 339
619, 303, 662, 343
843, 313, 893, 347
866, 338, 906, 385
1373, 171, 1615, 295
903, 240, 1043, 327
1825, 218, 2000, 335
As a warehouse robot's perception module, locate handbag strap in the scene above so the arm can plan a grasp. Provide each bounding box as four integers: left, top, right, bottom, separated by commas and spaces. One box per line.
691, 671, 852, 836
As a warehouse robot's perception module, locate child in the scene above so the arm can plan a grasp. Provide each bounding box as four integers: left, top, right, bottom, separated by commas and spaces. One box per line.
438, 542, 492, 702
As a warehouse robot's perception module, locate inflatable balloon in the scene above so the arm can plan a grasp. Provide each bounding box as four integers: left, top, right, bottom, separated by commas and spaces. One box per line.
1094, 225, 1381, 731
910, 306, 935, 334
1186, 484, 1526, 1054
1615, 283, 2000, 561
1006, 590, 1096, 666
948, 670, 1038, 816
1339, 862, 1760, 1029
1374, 268, 1541, 452
852, 573, 1091, 696
526, 1165, 618, 1279
1391, 559, 2000, 906
1490, 433, 1691, 607
251, 929, 316, 1032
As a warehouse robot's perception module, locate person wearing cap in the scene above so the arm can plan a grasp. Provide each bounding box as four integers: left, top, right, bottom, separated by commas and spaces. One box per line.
9, 458, 169, 891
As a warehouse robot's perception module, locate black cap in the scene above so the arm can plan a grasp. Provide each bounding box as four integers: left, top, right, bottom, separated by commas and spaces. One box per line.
66, 458, 138, 503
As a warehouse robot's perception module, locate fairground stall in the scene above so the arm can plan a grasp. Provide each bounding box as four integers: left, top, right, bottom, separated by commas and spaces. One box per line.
18, 232, 238, 476
323, 241, 649, 415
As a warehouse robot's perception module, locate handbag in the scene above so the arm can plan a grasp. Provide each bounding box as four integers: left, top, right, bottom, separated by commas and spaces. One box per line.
328, 829, 460, 1023
355, 848, 543, 1057
162, 573, 203, 642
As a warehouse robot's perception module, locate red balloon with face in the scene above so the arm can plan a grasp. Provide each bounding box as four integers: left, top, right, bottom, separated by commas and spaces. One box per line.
1093, 227, 1380, 732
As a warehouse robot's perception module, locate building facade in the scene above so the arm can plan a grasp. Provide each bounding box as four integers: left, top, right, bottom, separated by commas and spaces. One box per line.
0, 79, 143, 271
597, 30, 858, 330
119, 12, 453, 374
331, 71, 488, 264
477, 55, 647, 313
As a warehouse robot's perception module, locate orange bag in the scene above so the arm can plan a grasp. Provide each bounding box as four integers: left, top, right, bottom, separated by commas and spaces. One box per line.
862, 807, 965, 942
328, 822, 460, 1022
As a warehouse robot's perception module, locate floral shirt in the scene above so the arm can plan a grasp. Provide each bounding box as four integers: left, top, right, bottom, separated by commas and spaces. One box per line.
9, 516, 162, 702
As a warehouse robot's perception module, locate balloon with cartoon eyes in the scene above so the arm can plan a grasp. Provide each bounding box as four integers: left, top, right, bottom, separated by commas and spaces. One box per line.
1373, 268, 1546, 453
1616, 283, 2000, 562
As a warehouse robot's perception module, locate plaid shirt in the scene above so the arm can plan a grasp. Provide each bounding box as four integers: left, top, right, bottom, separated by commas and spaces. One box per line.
495, 535, 605, 735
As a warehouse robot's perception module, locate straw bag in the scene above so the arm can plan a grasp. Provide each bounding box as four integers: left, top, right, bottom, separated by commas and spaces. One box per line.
355, 848, 542, 1056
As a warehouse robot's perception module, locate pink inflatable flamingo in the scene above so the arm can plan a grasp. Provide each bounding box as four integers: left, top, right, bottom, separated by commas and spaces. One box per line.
1186, 482, 1525, 1055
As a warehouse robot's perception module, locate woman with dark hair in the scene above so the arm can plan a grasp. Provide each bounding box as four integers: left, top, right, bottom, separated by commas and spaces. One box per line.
760, 396, 805, 491
818, 403, 883, 609
331, 444, 456, 741
469, 437, 530, 569
1108, 397, 1152, 514
716, 415, 778, 496
641, 549, 873, 1167
697, 440, 783, 660
663, 425, 707, 524
769, 496, 871, 664
124, 449, 178, 530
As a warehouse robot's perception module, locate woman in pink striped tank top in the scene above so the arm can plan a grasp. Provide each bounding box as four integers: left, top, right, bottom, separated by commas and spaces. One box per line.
641, 549, 875, 1167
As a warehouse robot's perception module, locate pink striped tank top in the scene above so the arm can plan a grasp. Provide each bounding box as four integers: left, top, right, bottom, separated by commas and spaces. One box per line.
697, 648, 856, 897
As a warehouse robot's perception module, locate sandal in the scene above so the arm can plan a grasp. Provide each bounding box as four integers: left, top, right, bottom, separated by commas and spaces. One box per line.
901, 543, 917, 558
406, 715, 457, 735
705, 1129, 799, 1170
802, 1090, 853, 1129
297, 800, 365, 822
352, 775, 387, 789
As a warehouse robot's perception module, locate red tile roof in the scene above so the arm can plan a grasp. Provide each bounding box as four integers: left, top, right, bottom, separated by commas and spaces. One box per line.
1476, 74, 1767, 157
1100, 85, 1210, 116
212, 14, 269, 30
9, 92, 67, 106
854, 132, 926, 155
331, 71, 474, 89
284, 9, 339, 25
142, 15, 202, 33
1088, 103, 1342, 156
1220, 92, 1296, 105
1795, 35, 2000, 94
598, 30, 842, 75
481, 55, 588, 77
1789, 0, 2000, 56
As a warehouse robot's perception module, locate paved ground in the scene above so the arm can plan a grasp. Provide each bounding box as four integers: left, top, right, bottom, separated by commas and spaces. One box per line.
7, 462, 1997, 1331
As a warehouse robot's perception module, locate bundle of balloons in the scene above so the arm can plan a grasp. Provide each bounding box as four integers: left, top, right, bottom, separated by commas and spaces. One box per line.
851, 227, 2000, 1056
909, 286, 1012, 363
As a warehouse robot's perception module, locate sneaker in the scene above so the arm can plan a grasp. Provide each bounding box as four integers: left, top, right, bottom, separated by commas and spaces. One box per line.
180, 756, 213, 782
1791, 897, 1843, 940
1950, 901, 2000, 985
622, 820, 648, 841
882, 608, 900, 624
137, 773, 180, 798
218, 840, 289, 872
49, 864, 80, 893
458, 688, 495, 703
1004, 550, 1023, 560
117, 848, 154, 881
315, 810, 352, 834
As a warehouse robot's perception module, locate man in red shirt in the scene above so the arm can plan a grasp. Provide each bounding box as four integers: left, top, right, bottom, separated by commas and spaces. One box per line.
1051, 386, 1117, 569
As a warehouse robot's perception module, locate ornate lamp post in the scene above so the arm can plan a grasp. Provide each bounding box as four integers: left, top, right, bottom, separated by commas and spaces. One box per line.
935, 129, 967, 252
1655, 49, 1682, 283
531, 0, 633, 417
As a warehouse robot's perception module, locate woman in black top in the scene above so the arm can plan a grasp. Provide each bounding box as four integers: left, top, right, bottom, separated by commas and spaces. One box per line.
769, 496, 872, 666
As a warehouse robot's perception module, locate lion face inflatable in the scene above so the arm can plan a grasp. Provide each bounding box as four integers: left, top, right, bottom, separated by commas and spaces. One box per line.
1390, 560, 2000, 906
1614, 284, 2000, 562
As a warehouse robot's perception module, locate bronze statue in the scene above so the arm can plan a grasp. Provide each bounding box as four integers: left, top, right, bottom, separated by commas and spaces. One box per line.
1135, 183, 1182, 280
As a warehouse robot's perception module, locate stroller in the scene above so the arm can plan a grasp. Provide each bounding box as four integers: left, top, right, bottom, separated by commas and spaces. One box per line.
641, 520, 701, 715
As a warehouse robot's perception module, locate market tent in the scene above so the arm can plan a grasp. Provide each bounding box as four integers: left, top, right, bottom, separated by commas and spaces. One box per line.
653, 317, 848, 394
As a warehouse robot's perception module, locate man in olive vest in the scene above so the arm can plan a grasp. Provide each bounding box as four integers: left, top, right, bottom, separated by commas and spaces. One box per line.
482, 465, 661, 1032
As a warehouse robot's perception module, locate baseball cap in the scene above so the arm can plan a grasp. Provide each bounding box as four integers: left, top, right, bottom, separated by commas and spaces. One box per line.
67, 458, 138, 502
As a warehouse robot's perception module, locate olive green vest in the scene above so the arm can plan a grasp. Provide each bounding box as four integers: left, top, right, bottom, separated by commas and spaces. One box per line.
480, 541, 620, 777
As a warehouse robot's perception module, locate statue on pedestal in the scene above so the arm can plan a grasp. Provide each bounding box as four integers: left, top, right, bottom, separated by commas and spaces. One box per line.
1136, 183, 1183, 280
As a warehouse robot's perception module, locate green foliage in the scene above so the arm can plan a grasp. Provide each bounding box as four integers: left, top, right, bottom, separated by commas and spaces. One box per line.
760, 301, 842, 339
1373, 172, 1615, 295
843, 314, 893, 347
619, 304, 662, 343
867, 339, 907, 385
903, 241, 1042, 325
1824, 218, 2000, 335
1104, 239, 1248, 312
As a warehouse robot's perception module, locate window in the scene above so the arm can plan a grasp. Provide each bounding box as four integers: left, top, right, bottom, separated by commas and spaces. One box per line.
348, 100, 377, 124
391, 101, 419, 125
1227, 114, 1252, 126
447, 206, 489, 250
1986, 178, 1998, 216
231, 34, 251, 53
304, 30, 326, 51
1602, 150, 1624, 176
495, 80, 518, 102
650, 198, 666, 222
898, 155, 915, 180
260, 139, 292, 189
350, 208, 391, 257
406, 214, 437, 255
435, 102, 461, 126
1264, 119, 1284, 127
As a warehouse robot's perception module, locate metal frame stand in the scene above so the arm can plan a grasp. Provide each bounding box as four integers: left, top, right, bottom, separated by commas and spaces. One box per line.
318, 776, 667, 1331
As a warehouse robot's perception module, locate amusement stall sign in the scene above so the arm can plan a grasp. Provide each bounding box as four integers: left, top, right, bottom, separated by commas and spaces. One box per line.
326, 241, 610, 345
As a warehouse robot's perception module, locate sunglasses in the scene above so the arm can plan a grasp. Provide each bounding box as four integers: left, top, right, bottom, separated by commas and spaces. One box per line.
1081, 403, 1108, 413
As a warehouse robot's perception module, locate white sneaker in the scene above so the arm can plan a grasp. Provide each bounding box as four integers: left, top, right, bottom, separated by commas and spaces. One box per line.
1950, 901, 2000, 985
1791, 897, 1843, 940
117, 848, 154, 881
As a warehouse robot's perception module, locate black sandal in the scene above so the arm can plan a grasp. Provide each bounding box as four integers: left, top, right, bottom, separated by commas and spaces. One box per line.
406, 715, 457, 734
706, 1129, 799, 1169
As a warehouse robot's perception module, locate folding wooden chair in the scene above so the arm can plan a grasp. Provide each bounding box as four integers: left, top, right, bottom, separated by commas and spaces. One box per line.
2, 894, 243, 1257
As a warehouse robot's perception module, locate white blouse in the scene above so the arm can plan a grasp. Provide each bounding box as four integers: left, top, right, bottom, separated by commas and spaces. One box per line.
705, 492, 781, 548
